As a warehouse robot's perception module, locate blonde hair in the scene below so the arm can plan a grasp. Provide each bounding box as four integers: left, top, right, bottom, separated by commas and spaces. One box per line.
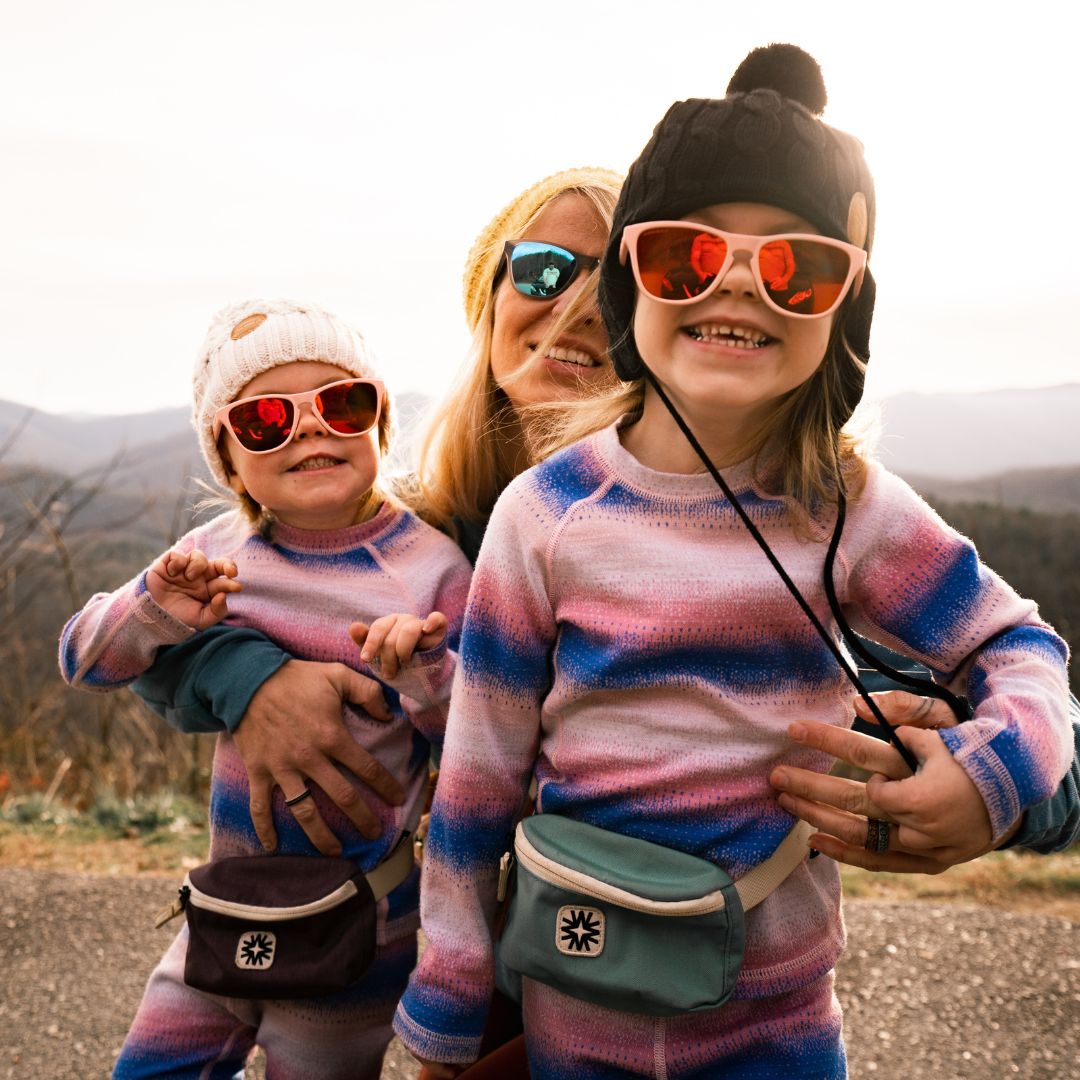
407, 169, 623, 535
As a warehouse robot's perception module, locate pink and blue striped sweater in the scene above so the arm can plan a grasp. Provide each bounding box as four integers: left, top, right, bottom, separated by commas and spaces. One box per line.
60, 503, 472, 940
394, 421, 1071, 1063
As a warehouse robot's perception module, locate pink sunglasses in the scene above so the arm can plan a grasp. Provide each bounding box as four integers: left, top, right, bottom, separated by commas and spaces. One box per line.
620, 221, 867, 318
214, 378, 384, 454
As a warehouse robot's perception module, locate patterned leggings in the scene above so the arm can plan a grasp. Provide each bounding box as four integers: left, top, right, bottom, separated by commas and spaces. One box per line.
113, 925, 417, 1080
520, 970, 846, 1080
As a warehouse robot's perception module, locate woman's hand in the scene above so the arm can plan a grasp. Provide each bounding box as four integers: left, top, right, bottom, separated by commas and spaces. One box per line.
769, 691, 1010, 873
232, 659, 406, 855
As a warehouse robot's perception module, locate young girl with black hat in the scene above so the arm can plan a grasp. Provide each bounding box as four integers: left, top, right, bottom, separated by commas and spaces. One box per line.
394, 45, 1072, 1078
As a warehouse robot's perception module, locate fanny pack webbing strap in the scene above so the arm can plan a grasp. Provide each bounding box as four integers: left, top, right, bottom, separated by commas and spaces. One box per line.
735, 820, 815, 912
367, 837, 415, 902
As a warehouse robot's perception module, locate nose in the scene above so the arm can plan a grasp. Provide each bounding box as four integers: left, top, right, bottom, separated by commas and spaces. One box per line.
293, 401, 326, 440
714, 250, 761, 303
549, 268, 598, 326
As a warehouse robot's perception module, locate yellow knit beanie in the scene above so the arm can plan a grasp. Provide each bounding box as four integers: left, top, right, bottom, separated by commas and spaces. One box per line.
461, 166, 624, 332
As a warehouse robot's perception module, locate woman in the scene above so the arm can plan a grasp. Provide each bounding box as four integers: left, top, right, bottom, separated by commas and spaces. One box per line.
131, 167, 624, 859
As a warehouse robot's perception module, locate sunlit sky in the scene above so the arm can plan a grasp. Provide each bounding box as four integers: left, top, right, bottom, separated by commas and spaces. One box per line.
2, 1, 1076, 417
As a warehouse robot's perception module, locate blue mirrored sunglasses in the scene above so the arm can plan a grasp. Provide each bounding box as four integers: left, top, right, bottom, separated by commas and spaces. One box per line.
499, 241, 600, 300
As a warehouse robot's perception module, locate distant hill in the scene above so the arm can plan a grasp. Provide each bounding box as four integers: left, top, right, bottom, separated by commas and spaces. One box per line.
871, 384, 1080, 479
0, 392, 433, 491
0, 399, 192, 477
2, 385, 1077, 509
905, 465, 1080, 516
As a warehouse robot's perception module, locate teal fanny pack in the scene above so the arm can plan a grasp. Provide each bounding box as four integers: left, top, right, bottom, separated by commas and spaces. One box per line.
496, 814, 813, 1017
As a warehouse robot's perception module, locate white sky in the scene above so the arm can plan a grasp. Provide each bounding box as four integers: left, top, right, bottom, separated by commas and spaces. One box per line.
2, 0, 1077, 417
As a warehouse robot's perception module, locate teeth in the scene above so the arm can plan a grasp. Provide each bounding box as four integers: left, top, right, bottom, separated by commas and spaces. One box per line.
545, 346, 596, 367
292, 456, 341, 471
686, 323, 769, 348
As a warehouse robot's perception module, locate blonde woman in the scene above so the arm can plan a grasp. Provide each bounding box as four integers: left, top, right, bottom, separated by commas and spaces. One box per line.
131, 167, 624, 853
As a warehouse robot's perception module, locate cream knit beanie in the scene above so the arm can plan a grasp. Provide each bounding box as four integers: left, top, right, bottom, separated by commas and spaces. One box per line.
192, 298, 382, 488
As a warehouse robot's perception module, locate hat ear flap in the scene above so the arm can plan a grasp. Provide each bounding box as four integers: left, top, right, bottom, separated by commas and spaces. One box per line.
600, 242, 646, 381
835, 268, 875, 426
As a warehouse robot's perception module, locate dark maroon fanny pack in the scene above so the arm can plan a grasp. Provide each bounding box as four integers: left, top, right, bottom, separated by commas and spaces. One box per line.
156, 843, 414, 1000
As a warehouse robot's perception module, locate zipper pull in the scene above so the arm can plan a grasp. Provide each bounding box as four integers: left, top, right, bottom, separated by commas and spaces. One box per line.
154, 885, 190, 929
496, 851, 515, 902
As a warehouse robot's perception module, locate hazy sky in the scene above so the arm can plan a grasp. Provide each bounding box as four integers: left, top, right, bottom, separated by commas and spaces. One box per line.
2, 1, 1077, 417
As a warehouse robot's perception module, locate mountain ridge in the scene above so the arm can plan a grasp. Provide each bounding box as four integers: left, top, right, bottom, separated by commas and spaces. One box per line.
3, 385, 1078, 505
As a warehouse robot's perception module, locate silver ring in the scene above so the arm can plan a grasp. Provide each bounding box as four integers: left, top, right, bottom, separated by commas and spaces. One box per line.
284, 788, 313, 808
865, 817, 890, 853
913, 696, 935, 723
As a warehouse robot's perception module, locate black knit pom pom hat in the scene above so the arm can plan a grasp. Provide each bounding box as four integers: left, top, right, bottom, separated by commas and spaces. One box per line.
600, 43, 876, 423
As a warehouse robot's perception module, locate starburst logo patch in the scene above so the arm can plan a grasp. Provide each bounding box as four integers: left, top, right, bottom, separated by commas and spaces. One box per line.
235, 930, 276, 970
556, 905, 605, 956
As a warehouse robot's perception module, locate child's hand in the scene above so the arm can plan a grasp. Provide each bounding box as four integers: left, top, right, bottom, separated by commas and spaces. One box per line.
349, 611, 448, 678
145, 549, 242, 631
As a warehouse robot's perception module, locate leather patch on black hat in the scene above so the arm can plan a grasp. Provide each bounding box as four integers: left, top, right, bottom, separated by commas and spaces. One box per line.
847, 193, 868, 250
231, 313, 266, 340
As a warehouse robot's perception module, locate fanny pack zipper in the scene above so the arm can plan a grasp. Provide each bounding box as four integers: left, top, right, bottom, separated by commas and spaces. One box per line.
514, 823, 727, 918
179, 878, 359, 922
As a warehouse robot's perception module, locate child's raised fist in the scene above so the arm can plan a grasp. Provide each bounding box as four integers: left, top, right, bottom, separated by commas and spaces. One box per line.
146, 548, 243, 631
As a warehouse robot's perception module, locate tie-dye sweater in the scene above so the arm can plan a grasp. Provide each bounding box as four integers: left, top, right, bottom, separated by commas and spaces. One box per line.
394, 421, 1071, 1064
60, 503, 472, 940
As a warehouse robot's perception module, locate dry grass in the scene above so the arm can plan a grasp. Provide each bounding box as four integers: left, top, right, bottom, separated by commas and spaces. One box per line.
2, 816, 1077, 922
840, 847, 1080, 921
0, 819, 208, 877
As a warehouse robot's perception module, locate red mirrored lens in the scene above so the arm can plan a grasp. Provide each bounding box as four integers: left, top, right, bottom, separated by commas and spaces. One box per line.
315, 381, 379, 434
634, 228, 853, 315
228, 397, 294, 451
636, 228, 727, 301
758, 238, 851, 315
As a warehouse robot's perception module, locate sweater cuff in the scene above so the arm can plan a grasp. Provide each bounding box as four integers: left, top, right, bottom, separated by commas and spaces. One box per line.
135, 579, 199, 644
939, 727, 1021, 842
392, 1000, 482, 1067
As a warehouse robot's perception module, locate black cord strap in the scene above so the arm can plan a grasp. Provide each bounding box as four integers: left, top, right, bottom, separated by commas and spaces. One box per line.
644, 370, 920, 775
823, 491, 972, 721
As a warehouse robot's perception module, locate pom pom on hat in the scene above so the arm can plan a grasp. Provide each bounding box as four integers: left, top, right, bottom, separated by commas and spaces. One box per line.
192, 298, 382, 489
726, 43, 827, 115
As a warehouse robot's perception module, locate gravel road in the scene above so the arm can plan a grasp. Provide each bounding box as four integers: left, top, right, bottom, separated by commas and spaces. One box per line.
1, 868, 1077, 1079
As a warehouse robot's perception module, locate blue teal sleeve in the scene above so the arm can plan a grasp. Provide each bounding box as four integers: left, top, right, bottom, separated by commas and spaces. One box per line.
1004, 694, 1080, 853
129, 625, 291, 734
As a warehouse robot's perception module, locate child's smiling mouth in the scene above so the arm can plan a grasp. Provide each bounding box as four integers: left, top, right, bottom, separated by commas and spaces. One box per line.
684, 323, 773, 349
289, 455, 343, 472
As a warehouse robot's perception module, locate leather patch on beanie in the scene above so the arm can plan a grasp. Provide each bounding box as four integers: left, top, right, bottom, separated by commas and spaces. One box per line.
231, 313, 267, 340
846, 193, 868, 250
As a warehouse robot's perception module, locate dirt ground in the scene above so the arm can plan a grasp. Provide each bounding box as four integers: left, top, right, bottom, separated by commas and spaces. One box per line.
1, 865, 1077, 1080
